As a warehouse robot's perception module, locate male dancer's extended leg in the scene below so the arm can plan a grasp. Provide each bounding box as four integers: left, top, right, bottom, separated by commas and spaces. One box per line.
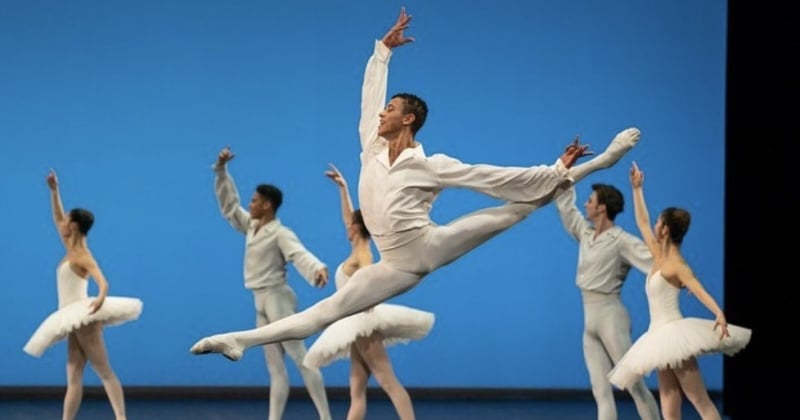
449, 128, 640, 215
190, 263, 422, 360
422, 127, 640, 270
421, 203, 538, 270
191, 200, 541, 359
567, 128, 641, 184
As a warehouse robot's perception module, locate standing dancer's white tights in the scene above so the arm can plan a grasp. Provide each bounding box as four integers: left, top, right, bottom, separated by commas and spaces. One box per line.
191, 128, 640, 360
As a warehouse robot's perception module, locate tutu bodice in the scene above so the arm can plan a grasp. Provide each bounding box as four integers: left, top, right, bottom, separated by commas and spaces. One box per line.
646, 270, 683, 329
58, 261, 89, 308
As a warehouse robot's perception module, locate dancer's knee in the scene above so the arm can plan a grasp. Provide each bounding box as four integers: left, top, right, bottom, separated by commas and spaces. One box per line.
65, 362, 85, 385
374, 372, 402, 395
590, 379, 614, 401
265, 356, 289, 378
90, 361, 117, 382
349, 373, 369, 396
629, 381, 651, 400
659, 387, 682, 419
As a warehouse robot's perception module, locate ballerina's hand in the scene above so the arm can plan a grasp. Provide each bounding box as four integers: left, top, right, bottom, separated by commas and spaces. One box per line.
630, 162, 644, 188
324, 163, 346, 187
88, 297, 105, 314
46, 169, 59, 190
713, 314, 730, 340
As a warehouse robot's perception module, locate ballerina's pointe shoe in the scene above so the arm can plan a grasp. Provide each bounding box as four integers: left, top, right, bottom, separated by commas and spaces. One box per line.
190, 334, 244, 361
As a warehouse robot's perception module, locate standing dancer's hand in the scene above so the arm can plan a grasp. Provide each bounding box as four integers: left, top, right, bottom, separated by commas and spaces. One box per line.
216, 146, 235, 167
382, 7, 415, 49
714, 313, 731, 340
314, 267, 329, 287
88, 297, 105, 314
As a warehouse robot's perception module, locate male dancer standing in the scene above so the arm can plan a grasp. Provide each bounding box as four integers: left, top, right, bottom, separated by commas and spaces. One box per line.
212, 146, 332, 420
555, 182, 659, 420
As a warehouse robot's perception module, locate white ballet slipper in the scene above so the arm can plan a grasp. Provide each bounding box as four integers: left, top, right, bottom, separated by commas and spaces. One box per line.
190, 334, 244, 361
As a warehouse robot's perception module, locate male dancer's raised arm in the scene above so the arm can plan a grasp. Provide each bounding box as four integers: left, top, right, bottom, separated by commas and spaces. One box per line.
359, 8, 414, 154
618, 231, 653, 275
554, 186, 590, 241
213, 146, 251, 234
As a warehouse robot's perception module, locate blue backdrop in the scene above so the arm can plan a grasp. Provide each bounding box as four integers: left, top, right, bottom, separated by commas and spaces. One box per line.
0, 0, 727, 390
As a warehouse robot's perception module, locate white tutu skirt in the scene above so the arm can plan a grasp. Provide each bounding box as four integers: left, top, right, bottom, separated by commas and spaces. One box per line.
304, 303, 434, 368
608, 317, 751, 390
23, 296, 143, 358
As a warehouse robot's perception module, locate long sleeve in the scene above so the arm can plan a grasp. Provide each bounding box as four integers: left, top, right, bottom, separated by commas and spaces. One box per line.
359, 40, 392, 154
277, 227, 326, 287
619, 232, 654, 275
554, 186, 589, 242
213, 164, 251, 234
429, 153, 571, 205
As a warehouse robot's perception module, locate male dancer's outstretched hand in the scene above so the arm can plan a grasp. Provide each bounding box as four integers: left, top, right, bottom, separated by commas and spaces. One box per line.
560, 136, 594, 169
216, 146, 235, 167
382, 7, 415, 49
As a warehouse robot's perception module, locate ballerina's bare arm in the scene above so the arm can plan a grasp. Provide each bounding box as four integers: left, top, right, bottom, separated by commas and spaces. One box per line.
673, 263, 730, 338
325, 163, 356, 234
46, 169, 68, 246
76, 253, 109, 314
629, 162, 661, 261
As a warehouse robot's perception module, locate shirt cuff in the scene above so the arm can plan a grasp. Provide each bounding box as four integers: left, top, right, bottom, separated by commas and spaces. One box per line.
553, 158, 569, 177
374, 39, 392, 63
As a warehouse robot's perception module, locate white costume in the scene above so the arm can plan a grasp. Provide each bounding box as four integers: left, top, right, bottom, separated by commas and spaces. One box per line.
303, 263, 435, 369
213, 164, 332, 420
608, 270, 752, 390
191, 39, 641, 360
555, 187, 659, 420
24, 261, 142, 357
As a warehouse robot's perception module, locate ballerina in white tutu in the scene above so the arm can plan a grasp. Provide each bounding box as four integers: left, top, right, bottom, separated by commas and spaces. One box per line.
303, 164, 434, 420
608, 162, 751, 420
23, 170, 142, 420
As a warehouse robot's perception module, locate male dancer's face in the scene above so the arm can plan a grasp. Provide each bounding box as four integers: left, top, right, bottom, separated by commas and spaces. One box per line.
378, 97, 409, 138
584, 192, 606, 224
248, 192, 271, 219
